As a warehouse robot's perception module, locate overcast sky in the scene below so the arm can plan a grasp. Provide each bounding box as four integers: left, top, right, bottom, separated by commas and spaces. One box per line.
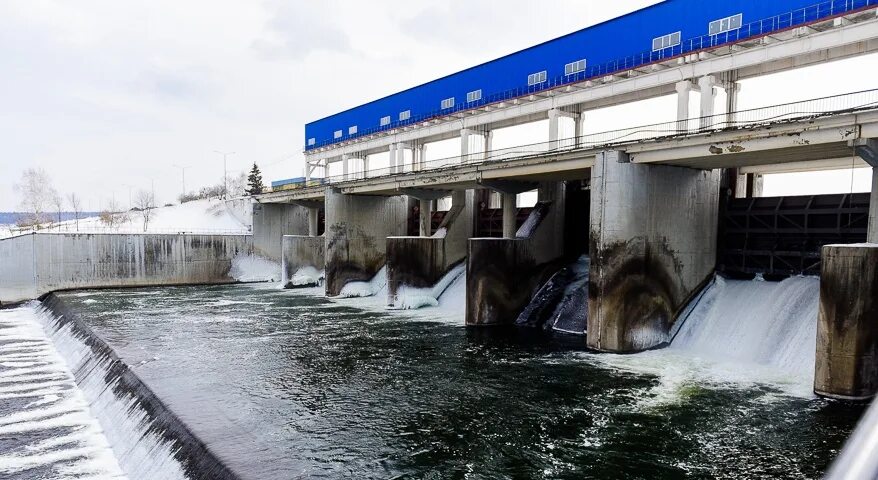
1, 0, 874, 211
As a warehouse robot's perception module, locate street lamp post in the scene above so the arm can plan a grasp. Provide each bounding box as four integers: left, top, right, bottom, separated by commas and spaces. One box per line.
172, 164, 191, 199
214, 150, 235, 199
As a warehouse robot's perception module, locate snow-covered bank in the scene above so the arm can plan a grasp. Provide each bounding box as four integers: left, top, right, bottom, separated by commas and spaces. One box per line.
2, 198, 251, 238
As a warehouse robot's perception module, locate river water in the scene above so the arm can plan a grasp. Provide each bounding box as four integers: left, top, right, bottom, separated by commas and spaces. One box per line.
40, 278, 863, 480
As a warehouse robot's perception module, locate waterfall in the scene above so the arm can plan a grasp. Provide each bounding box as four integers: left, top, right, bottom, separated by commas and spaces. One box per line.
17, 296, 239, 480
670, 275, 819, 377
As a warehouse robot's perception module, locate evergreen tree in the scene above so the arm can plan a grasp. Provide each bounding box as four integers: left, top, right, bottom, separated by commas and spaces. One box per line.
246, 163, 264, 195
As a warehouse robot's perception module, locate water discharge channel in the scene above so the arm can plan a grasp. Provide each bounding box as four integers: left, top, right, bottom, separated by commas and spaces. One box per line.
0, 276, 866, 479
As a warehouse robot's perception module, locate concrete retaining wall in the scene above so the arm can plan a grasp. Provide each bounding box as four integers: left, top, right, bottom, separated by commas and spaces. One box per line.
0, 233, 253, 305
588, 152, 719, 352
252, 203, 310, 261
466, 182, 566, 326
281, 235, 325, 288
324, 188, 410, 296
387, 190, 474, 306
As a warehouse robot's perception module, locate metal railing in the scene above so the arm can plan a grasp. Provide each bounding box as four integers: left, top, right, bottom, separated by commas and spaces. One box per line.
306, 0, 877, 151
296, 88, 878, 187
2, 226, 252, 239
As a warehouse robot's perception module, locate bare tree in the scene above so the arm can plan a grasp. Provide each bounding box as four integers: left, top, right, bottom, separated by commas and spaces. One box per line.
99, 199, 124, 231
50, 189, 63, 231
134, 189, 155, 232
13, 168, 55, 230
67, 193, 83, 232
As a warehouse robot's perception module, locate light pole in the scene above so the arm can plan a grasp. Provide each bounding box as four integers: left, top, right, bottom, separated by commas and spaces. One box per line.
172, 164, 191, 199
214, 150, 235, 198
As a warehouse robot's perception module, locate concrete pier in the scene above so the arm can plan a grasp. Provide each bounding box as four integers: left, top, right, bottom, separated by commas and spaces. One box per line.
324, 188, 410, 296
252, 203, 311, 261
588, 151, 719, 352
386, 190, 474, 307
466, 182, 566, 326
815, 244, 878, 400
281, 235, 325, 288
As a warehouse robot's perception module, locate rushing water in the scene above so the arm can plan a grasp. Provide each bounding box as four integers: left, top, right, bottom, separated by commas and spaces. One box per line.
42, 278, 864, 480
0, 304, 126, 479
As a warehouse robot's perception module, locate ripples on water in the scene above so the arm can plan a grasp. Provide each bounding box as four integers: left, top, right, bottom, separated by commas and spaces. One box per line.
51, 282, 864, 480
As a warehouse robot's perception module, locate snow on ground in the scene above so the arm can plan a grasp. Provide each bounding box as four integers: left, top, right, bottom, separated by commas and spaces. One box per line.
2, 198, 252, 238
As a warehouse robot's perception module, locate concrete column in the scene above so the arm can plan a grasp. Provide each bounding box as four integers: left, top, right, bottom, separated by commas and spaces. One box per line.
675, 80, 693, 131
412, 144, 421, 172
698, 75, 718, 129
548, 109, 560, 150
574, 112, 583, 147
388, 144, 397, 174
342, 154, 350, 181
815, 245, 878, 400
870, 168, 878, 243
307, 206, 319, 237
252, 203, 310, 261
397, 143, 408, 173
419, 199, 432, 237
421, 143, 428, 167
588, 151, 720, 352
461, 129, 471, 163
362, 156, 370, 179
484, 130, 493, 160
725, 81, 741, 125
323, 188, 410, 296
502, 192, 517, 238
305, 161, 312, 182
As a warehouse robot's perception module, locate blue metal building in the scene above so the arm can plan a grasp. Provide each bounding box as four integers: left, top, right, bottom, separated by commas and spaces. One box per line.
305, 0, 871, 150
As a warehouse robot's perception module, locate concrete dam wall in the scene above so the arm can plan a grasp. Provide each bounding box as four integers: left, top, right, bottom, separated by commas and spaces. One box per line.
0, 233, 253, 304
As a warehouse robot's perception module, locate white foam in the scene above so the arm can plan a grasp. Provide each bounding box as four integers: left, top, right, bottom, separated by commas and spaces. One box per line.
389, 263, 465, 310
585, 276, 820, 405
336, 266, 388, 298
229, 254, 281, 283
289, 266, 325, 287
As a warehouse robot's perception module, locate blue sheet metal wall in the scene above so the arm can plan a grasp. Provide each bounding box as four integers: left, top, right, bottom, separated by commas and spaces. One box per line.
305, 0, 869, 150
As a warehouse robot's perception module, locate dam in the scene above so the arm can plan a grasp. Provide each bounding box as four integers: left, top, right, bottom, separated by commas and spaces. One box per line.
3, 0, 878, 478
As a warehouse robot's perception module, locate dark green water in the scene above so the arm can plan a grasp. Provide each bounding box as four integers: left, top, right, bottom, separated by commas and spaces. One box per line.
58, 284, 864, 479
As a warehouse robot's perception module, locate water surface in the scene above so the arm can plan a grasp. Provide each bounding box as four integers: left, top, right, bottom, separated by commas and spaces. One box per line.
57, 283, 864, 479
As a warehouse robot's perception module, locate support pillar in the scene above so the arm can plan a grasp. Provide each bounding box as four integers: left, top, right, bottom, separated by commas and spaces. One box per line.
588, 151, 720, 352
724, 74, 740, 125
461, 129, 472, 163
252, 202, 311, 261
307, 206, 319, 237
871, 168, 878, 243
388, 143, 397, 174
574, 112, 583, 147
324, 188, 409, 296
362, 156, 370, 179
548, 109, 561, 150
675, 80, 693, 131
502, 192, 517, 239
815, 245, 878, 400
484, 130, 493, 160
342, 154, 350, 181
698, 75, 719, 130
419, 199, 432, 237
